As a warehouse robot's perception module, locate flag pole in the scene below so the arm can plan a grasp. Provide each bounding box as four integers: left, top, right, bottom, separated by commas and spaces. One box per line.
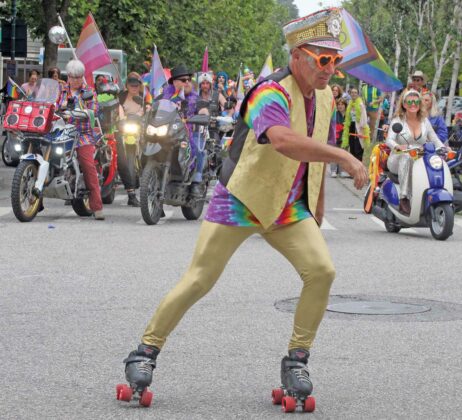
57, 13, 78, 61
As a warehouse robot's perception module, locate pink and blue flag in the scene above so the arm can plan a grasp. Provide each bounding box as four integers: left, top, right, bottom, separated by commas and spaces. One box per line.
75, 13, 112, 87
150, 45, 167, 97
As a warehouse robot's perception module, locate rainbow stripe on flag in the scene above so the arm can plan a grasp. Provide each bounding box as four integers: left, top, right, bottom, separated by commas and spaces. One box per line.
170, 88, 185, 101
75, 13, 112, 86
6, 78, 23, 99
339, 9, 402, 92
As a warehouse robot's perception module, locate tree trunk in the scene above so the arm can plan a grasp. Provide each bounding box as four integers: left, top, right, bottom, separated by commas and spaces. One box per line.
429, 2, 459, 93
389, 17, 403, 120
41, 0, 71, 74
445, 9, 462, 126
408, 0, 428, 80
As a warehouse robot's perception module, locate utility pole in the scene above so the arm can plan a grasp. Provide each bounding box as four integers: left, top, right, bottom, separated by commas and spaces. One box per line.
9, 0, 17, 77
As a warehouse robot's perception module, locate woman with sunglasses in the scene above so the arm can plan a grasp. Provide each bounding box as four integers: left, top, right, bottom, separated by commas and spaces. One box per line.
341, 87, 370, 163
386, 89, 444, 214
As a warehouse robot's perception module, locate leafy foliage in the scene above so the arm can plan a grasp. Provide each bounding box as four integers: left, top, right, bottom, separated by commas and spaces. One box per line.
1, 0, 297, 78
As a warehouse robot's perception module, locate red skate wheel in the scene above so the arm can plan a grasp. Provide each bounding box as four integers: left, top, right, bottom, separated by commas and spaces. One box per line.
272, 388, 284, 405
139, 389, 153, 407
116, 384, 124, 399
282, 396, 296, 413
303, 396, 316, 412
118, 384, 133, 402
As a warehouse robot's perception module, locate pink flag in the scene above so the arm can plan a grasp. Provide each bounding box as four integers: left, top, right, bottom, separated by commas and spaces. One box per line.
201, 46, 208, 73
75, 13, 112, 87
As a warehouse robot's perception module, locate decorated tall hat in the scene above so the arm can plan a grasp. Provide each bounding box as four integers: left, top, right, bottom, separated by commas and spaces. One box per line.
283, 8, 343, 51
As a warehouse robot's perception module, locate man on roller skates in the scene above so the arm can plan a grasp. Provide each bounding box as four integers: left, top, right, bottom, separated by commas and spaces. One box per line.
117, 7, 368, 411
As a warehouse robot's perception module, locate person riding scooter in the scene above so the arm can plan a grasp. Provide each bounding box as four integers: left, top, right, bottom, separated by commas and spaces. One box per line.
386, 89, 445, 215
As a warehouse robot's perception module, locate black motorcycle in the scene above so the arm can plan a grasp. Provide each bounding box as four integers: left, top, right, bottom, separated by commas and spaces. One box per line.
139, 99, 213, 225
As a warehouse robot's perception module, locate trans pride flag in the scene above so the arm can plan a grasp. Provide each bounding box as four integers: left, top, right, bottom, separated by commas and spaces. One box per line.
339, 9, 402, 92
75, 13, 112, 87
150, 45, 167, 97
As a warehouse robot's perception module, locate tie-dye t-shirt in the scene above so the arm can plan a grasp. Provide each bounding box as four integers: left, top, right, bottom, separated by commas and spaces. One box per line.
205, 79, 326, 227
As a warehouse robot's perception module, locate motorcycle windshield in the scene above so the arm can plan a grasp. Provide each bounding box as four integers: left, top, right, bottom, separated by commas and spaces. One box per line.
151, 99, 178, 127
29, 78, 61, 104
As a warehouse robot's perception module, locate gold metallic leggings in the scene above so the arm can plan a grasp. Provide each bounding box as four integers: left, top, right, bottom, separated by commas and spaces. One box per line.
142, 218, 335, 351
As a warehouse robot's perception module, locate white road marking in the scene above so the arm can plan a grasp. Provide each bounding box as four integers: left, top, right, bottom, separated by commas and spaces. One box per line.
332, 208, 363, 212
0, 207, 11, 217
370, 215, 417, 234
320, 217, 336, 230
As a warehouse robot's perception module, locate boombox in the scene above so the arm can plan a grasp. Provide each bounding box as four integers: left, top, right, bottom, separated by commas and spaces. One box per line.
3, 101, 55, 134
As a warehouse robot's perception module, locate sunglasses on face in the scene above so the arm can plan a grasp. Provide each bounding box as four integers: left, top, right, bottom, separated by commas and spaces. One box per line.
300, 47, 343, 69
176, 77, 191, 83
405, 99, 421, 106
412, 78, 423, 82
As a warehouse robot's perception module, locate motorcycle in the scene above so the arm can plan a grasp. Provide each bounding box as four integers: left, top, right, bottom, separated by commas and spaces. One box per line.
139, 99, 213, 225
4, 78, 115, 222
119, 113, 144, 191
447, 144, 462, 213
1, 92, 22, 166
364, 122, 455, 240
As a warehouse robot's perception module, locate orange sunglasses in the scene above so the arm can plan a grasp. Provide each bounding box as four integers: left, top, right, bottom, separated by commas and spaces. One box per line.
300, 47, 343, 69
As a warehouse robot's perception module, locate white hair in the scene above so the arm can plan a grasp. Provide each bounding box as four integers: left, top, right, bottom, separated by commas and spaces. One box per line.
66, 59, 85, 77
198, 72, 213, 84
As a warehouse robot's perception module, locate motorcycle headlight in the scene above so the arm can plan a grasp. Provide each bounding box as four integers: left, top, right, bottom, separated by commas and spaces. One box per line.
429, 155, 443, 170
146, 124, 168, 137
123, 122, 140, 135
55, 146, 64, 156
14, 144, 22, 152
156, 124, 168, 136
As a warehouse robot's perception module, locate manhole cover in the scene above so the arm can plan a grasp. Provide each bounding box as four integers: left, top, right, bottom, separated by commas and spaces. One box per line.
327, 301, 430, 315
275, 295, 462, 322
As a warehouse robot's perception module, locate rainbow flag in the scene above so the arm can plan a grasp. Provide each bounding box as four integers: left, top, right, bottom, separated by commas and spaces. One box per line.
171, 88, 185, 101
339, 9, 402, 92
75, 13, 113, 86
6, 77, 23, 99
150, 45, 167, 97
257, 53, 273, 82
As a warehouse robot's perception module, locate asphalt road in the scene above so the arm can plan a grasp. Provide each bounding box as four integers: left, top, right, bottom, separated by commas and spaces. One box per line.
1, 157, 462, 420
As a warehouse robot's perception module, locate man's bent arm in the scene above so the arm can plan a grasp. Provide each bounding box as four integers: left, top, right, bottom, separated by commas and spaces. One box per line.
266, 125, 368, 189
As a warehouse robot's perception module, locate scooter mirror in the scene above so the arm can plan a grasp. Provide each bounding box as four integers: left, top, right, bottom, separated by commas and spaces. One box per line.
392, 123, 403, 134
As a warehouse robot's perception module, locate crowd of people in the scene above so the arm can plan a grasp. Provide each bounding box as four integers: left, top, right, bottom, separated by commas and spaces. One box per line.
4, 50, 462, 222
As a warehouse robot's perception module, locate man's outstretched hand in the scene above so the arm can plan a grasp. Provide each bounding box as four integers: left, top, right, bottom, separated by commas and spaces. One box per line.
341, 154, 368, 190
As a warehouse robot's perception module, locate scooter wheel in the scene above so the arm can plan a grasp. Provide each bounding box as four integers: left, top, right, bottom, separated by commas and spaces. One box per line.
282, 396, 297, 412
303, 396, 316, 412
117, 384, 133, 402
272, 388, 284, 405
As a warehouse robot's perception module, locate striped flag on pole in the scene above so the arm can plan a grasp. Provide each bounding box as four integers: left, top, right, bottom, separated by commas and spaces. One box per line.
201, 46, 208, 73
75, 13, 112, 86
257, 53, 273, 82
150, 45, 167, 97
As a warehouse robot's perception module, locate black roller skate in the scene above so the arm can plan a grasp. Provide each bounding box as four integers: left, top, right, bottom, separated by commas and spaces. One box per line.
116, 343, 160, 407
271, 348, 316, 413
